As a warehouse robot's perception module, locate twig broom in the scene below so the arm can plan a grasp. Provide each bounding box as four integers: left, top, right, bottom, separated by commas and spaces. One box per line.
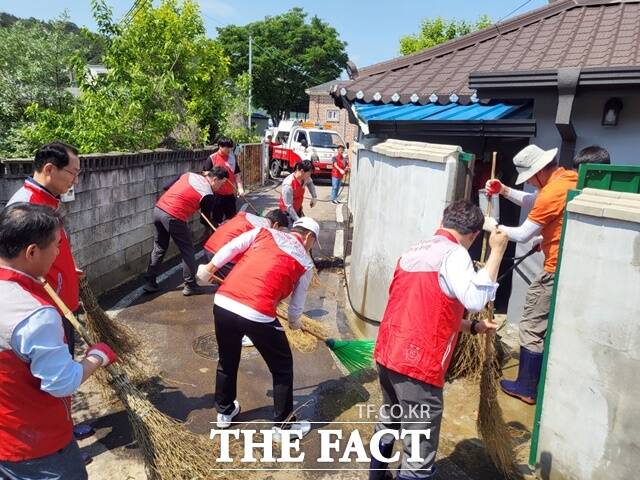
476, 152, 518, 478
43, 280, 224, 480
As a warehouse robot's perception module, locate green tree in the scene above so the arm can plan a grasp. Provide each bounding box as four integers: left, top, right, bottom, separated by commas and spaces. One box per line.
20, 0, 230, 153
399, 15, 492, 55
216, 8, 348, 122
0, 14, 83, 156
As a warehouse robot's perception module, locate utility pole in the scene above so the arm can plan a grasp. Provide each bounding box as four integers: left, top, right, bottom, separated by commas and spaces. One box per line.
248, 35, 252, 130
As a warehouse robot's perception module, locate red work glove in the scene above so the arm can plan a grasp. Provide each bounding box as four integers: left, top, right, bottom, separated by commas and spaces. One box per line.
485, 179, 503, 196
86, 343, 118, 366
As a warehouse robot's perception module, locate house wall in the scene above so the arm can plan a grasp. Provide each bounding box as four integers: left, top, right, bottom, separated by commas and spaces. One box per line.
502, 88, 640, 325
536, 189, 640, 480
308, 93, 359, 144
347, 139, 465, 322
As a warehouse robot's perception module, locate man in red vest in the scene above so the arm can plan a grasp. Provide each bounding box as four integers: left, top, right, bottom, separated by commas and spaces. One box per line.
7, 142, 82, 356
330, 145, 349, 204
371, 201, 508, 480
0, 203, 117, 480
279, 160, 317, 225
198, 217, 320, 439
6, 142, 99, 445
203, 138, 245, 225
143, 166, 228, 296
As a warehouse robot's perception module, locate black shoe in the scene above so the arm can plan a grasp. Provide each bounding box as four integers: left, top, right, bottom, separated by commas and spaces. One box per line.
182, 283, 208, 296
143, 279, 160, 293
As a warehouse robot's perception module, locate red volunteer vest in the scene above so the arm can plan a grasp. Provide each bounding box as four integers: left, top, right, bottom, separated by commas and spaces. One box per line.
331, 154, 346, 179
0, 268, 73, 461
210, 151, 236, 196
217, 228, 312, 318
7, 179, 79, 311
156, 172, 212, 221
278, 173, 305, 214
374, 230, 466, 388
204, 212, 269, 255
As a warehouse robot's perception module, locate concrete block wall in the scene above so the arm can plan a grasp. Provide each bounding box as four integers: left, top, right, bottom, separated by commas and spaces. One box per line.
1, 148, 217, 294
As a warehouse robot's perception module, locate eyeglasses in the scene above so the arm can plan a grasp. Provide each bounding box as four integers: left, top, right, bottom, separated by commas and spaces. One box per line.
60, 167, 81, 178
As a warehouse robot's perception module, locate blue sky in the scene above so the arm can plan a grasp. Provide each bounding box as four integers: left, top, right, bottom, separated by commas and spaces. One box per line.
0, 0, 548, 68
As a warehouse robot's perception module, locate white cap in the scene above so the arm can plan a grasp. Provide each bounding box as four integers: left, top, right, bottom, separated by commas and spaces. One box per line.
513, 144, 558, 185
292, 217, 321, 247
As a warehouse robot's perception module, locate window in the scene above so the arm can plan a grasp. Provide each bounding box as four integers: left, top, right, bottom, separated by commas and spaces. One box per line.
326, 109, 340, 122
295, 131, 308, 144
309, 132, 344, 149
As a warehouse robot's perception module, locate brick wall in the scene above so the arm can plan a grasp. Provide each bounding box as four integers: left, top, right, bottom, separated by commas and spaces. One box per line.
308, 93, 359, 144
0, 146, 262, 294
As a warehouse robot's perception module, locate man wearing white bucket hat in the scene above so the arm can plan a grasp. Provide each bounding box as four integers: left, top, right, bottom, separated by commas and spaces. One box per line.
483, 144, 577, 405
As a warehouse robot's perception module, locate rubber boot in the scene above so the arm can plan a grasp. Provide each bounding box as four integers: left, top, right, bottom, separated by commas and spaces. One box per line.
500, 346, 543, 405
369, 439, 394, 480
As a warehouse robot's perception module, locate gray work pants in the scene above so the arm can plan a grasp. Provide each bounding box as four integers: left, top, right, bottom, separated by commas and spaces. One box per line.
374, 364, 442, 479
145, 207, 197, 285
519, 271, 555, 353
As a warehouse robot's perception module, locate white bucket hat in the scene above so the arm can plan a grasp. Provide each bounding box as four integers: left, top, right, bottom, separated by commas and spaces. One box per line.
292, 217, 321, 247
513, 144, 558, 185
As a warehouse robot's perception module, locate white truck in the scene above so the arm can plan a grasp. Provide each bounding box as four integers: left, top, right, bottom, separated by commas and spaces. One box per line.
268, 121, 347, 179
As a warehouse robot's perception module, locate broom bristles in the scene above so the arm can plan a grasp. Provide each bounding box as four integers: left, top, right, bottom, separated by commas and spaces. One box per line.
327, 338, 375, 374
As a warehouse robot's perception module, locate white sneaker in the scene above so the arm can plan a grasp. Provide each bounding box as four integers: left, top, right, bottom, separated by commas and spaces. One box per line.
271, 420, 311, 443
241, 336, 254, 347
216, 400, 240, 428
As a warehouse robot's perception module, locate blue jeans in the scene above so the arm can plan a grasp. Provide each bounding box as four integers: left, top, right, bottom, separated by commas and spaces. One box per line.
331, 176, 341, 201
0, 440, 87, 480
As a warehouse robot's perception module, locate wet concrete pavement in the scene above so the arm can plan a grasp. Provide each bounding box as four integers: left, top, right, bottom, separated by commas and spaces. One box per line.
75, 178, 538, 479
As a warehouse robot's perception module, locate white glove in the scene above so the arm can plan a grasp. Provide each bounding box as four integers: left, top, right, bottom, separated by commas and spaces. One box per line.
483, 216, 498, 233
238, 186, 245, 196
196, 264, 215, 286
532, 235, 543, 251
310, 198, 317, 208
288, 317, 303, 331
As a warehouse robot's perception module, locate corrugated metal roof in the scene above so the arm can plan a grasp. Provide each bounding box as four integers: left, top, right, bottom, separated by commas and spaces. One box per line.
355, 101, 528, 122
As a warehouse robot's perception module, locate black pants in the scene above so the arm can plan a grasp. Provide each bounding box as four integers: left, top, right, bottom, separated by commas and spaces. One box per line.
211, 194, 238, 225
146, 207, 197, 285
213, 304, 293, 424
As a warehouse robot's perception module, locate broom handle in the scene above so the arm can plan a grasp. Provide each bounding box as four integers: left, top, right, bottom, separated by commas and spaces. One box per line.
41, 280, 118, 375
199, 212, 217, 231
226, 179, 259, 214
480, 152, 497, 262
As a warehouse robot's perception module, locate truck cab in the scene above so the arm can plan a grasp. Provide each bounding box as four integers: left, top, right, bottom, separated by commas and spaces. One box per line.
269, 121, 346, 179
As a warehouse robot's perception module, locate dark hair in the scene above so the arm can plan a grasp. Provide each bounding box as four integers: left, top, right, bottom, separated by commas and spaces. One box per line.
0, 203, 62, 259
337, 145, 344, 150
33, 142, 79, 172
294, 160, 314, 172
218, 138, 234, 148
442, 200, 484, 235
265, 209, 288, 228
573, 145, 610, 168
205, 166, 229, 179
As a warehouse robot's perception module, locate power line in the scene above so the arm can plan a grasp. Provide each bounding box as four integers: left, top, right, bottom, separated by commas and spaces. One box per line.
251, 40, 325, 86
496, 0, 535, 24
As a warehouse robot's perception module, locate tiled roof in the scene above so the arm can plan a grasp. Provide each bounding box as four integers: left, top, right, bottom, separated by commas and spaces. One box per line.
333, 0, 640, 105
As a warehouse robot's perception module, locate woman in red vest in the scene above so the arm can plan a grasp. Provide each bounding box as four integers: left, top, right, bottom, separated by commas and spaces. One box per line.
0, 204, 116, 480
370, 201, 508, 480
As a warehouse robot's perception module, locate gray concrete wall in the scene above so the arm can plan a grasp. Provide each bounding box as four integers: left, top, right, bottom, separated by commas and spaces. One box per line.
536, 189, 640, 480
348, 139, 465, 322
1, 149, 216, 294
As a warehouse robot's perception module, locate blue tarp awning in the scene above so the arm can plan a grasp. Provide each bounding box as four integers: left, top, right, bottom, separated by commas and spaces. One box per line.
354, 101, 528, 123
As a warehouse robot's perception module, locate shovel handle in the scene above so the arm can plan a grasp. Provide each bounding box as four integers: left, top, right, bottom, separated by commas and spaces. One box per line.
199, 212, 217, 231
